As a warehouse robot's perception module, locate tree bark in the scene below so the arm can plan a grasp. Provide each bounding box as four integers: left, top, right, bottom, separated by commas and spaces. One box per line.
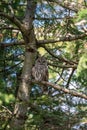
9, 0, 37, 129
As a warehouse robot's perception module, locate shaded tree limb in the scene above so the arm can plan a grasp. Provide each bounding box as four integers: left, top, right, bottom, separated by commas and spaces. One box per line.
1, 105, 12, 115
48, 62, 77, 69
31, 80, 87, 100
0, 60, 23, 73
66, 68, 75, 88
37, 33, 87, 45
0, 40, 25, 47
1, 32, 87, 48
0, 12, 23, 31
48, 0, 85, 12
43, 45, 77, 65
49, 66, 76, 88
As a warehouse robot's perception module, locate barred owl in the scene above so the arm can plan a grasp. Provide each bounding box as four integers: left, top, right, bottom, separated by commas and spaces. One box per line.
32, 56, 48, 94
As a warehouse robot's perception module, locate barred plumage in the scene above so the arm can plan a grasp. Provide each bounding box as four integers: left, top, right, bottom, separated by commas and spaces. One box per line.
32, 56, 48, 94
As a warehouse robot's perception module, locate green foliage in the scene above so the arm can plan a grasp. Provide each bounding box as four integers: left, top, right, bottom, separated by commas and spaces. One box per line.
0, 0, 87, 129
0, 93, 15, 105
77, 9, 87, 21
76, 53, 87, 86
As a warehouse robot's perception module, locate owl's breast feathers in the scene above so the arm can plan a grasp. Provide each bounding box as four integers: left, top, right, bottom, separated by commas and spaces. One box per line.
32, 56, 48, 94
32, 56, 48, 82
32, 64, 48, 81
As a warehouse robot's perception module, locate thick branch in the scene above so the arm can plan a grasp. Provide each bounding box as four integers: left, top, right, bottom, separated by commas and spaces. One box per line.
37, 33, 87, 45
1, 33, 87, 48
0, 40, 24, 47
32, 80, 87, 100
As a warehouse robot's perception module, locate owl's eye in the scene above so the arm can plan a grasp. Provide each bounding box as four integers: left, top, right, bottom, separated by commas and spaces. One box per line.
37, 59, 41, 62
42, 60, 46, 63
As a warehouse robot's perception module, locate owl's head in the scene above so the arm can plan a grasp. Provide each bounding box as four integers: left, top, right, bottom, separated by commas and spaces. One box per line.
36, 56, 47, 65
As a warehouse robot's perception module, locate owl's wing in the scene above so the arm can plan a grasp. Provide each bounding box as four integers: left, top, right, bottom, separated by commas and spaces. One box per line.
45, 67, 49, 81
32, 66, 35, 79
42, 67, 48, 94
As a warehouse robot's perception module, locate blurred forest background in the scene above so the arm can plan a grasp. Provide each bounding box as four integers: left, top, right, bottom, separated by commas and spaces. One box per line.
0, 0, 87, 130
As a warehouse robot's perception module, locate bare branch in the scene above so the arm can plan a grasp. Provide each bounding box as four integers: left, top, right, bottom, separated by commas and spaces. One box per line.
32, 80, 87, 100
1, 33, 87, 48
0, 27, 19, 30
66, 68, 75, 88
37, 33, 87, 45
48, 62, 77, 69
48, 0, 85, 12
0, 60, 23, 73
0, 40, 25, 47
1, 105, 12, 115
43, 45, 77, 65
0, 12, 23, 31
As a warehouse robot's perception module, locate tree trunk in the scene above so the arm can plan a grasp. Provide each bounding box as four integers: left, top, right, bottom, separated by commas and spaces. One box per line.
9, 0, 37, 129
